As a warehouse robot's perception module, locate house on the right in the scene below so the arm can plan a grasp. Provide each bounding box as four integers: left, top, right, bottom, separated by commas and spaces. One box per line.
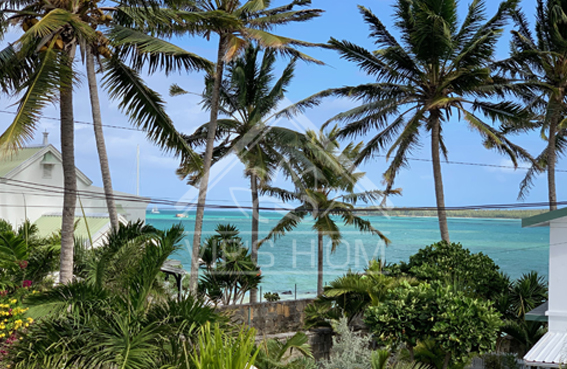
522, 208, 567, 367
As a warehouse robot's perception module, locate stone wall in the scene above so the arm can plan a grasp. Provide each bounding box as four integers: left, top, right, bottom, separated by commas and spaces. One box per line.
218, 299, 314, 335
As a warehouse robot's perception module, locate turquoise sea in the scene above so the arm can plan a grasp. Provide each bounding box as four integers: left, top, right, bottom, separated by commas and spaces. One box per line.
146, 210, 549, 299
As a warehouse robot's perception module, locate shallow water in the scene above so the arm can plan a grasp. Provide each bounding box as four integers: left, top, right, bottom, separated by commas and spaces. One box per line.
147, 210, 549, 299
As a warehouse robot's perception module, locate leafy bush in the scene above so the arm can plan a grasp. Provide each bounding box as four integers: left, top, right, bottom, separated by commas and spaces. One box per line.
389, 242, 509, 301
365, 282, 502, 369
305, 260, 415, 329
264, 292, 280, 302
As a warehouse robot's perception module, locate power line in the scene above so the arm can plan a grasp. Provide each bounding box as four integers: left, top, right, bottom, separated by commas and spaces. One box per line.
0, 110, 142, 132
2, 110, 566, 173
372, 155, 567, 173
0, 176, 563, 212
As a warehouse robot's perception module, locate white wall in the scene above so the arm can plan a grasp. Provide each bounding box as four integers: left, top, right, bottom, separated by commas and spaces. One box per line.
0, 149, 148, 229
548, 220, 567, 332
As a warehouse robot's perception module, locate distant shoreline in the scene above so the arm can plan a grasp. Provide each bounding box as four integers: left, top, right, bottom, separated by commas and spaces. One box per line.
355, 209, 547, 219
147, 208, 547, 220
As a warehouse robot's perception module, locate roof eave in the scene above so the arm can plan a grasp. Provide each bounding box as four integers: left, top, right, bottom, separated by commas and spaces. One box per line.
522, 207, 567, 228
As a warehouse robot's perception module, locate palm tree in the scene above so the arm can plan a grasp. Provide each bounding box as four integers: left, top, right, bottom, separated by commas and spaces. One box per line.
177, 0, 324, 295
198, 224, 262, 305
86, 50, 120, 230
279, 1, 533, 242
497, 1, 567, 210
0, 1, 211, 283
262, 129, 394, 295
173, 45, 316, 302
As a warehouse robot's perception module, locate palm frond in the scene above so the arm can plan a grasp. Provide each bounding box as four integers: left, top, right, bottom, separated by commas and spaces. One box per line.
102, 57, 200, 163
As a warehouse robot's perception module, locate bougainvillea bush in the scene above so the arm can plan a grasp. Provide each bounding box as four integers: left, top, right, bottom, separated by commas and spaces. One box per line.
0, 289, 35, 363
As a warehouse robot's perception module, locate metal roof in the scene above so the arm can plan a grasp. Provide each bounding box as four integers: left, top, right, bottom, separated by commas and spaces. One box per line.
524, 332, 567, 367
526, 302, 549, 322
0, 147, 43, 176
34, 214, 110, 240
523, 207, 567, 228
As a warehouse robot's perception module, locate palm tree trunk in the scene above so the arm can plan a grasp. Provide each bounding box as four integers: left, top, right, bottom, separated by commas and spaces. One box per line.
547, 116, 558, 211
430, 113, 450, 242
86, 50, 119, 230
317, 231, 324, 296
189, 35, 227, 294
249, 173, 260, 303
59, 49, 77, 284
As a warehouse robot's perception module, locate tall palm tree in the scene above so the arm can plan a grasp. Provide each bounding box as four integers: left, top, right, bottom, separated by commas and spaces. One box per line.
262, 129, 393, 295
279, 1, 533, 242
0, 1, 211, 283
178, 0, 324, 295
497, 1, 567, 210
173, 45, 316, 302
86, 50, 119, 230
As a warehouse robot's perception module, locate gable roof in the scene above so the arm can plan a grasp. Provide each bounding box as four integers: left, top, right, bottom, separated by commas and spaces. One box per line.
522, 207, 567, 228
0, 145, 93, 185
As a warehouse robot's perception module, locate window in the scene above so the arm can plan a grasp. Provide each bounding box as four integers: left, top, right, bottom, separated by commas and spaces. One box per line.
42, 164, 53, 179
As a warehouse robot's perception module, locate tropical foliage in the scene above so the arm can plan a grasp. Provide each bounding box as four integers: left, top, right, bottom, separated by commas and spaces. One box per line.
198, 224, 262, 305
388, 241, 510, 301
304, 260, 415, 328
180, 0, 324, 296
365, 282, 503, 369
5, 223, 227, 368
263, 128, 395, 295
175, 45, 317, 302
279, 0, 534, 242
497, 0, 567, 209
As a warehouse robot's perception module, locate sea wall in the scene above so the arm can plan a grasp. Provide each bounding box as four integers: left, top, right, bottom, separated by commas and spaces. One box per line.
218, 299, 314, 335
217, 299, 334, 360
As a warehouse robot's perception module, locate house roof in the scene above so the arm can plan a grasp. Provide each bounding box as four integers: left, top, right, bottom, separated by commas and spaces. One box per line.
522, 207, 567, 228
526, 302, 549, 322
524, 332, 567, 367
34, 214, 110, 240
0, 147, 43, 177
0, 145, 93, 185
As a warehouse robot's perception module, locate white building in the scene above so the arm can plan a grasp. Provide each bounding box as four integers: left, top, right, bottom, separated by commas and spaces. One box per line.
522, 209, 567, 367
0, 133, 150, 246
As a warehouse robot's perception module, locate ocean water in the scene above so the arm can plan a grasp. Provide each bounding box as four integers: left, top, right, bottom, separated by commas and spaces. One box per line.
146, 210, 549, 299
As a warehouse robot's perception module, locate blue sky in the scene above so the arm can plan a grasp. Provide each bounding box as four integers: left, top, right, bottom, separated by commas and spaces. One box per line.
0, 0, 560, 211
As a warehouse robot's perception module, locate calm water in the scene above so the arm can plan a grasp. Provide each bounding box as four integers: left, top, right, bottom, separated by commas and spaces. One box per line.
147, 210, 549, 299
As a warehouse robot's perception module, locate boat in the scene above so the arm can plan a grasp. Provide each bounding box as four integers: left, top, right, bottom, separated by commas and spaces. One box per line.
151, 206, 160, 214
175, 213, 188, 218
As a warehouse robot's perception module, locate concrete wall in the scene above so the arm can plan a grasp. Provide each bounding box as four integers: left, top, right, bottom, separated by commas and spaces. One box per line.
548, 220, 567, 332
218, 299, 314, 335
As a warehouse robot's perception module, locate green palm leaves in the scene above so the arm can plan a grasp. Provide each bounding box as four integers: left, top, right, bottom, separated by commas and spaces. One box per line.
262, 130, 395, 295
280, 0, 531, 242
10, 223, 225, 369
496, 0, 567, 207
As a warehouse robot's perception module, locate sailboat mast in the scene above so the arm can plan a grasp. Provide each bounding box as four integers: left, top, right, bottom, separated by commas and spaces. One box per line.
136, 145, 140, 196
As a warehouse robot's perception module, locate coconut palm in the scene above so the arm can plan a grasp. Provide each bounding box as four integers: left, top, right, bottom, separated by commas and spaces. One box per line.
178, 0, 324, 295
0, 0, 211, 283
262, 129, 394, 295
174, 45, 317, 302
496, 1, 567, 210
279, 1, 533, 242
